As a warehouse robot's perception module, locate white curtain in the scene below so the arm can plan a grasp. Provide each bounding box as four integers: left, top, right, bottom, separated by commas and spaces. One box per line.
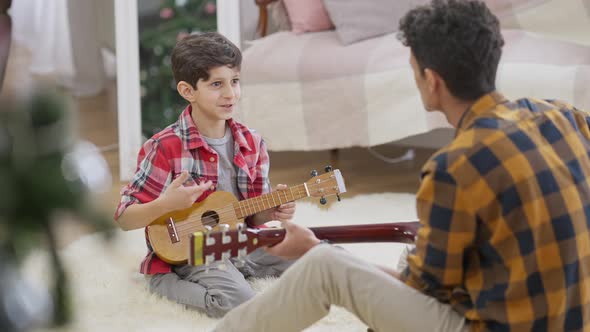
11, 0, 106, 97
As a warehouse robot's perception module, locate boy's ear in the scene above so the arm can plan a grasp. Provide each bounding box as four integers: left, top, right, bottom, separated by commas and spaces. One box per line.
177, 81, 197, 102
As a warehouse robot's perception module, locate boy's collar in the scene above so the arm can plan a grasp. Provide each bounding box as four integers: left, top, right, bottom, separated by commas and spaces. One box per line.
227, 119, 253, 152
178, 105, 252, 152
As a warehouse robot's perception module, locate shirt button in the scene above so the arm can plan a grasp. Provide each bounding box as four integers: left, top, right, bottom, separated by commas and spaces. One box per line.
209, 157, 215, 162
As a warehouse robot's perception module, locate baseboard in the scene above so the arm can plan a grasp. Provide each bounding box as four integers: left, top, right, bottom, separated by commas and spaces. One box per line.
393, 128, 455, 149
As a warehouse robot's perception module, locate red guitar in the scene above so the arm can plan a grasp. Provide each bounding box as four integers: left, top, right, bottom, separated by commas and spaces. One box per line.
189, 222, 420, 266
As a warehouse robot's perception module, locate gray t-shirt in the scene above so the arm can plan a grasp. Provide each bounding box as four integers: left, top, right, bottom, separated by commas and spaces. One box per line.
203, 125, 240, 198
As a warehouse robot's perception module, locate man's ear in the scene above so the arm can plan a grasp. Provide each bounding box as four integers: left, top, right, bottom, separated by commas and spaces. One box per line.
177, 81, 196, 102
424, 68, 439, 94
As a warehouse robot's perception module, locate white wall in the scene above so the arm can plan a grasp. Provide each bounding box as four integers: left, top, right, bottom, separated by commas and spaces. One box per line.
96, 0, 115, 51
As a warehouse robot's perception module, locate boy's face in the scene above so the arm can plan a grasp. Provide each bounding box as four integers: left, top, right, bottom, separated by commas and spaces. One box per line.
179, 65, 241, 122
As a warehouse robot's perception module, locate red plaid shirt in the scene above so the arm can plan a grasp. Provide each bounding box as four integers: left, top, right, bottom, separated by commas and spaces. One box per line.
115, 105, 271, 274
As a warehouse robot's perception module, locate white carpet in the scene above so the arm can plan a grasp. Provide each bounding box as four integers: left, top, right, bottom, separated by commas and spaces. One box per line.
28, 193, 417, 332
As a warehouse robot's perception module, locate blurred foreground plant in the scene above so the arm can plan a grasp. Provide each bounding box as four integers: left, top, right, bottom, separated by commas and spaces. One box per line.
0, 91, 113, 331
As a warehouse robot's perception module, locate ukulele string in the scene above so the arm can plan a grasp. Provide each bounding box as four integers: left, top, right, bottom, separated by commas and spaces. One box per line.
173, 178, 337, 236
173, 187, 309, 235
176, 190, 305, 235
172, 182, 318, 232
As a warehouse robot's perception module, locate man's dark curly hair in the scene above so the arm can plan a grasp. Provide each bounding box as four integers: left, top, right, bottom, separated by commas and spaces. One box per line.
397, 0, 504, 100
171, 32, 241, 89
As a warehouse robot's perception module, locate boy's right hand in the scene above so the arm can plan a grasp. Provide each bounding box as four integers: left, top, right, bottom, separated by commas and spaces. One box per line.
158, 171, 212, 213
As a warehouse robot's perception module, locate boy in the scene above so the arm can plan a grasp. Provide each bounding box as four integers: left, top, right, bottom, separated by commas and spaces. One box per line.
114, 32, 295, 318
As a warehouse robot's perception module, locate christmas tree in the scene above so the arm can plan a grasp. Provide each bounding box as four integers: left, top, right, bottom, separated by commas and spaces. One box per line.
139, 0, 217, 137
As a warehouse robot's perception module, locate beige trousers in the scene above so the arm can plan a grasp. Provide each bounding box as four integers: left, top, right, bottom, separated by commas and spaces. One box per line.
214, 244, 470, 332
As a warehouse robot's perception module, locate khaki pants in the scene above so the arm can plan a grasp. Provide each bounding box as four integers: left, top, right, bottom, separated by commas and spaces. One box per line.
214, 244, 470, 332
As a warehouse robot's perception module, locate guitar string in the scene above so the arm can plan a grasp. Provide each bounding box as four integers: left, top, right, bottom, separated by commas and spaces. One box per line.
171, 179, 339, 236
171, 179, 332, 232
171, 186, 306, 233
173, 187, 310, 236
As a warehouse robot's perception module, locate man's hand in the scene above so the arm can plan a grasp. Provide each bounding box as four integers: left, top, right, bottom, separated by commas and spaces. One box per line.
264, 220, 321, 260
270, 184, 296, 221
157, 171, 212, 213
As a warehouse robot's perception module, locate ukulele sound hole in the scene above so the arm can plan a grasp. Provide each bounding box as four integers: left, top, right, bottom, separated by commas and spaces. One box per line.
201, 210, 220, 227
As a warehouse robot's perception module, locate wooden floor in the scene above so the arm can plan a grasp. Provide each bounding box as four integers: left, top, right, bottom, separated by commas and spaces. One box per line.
3, 43, 438, 248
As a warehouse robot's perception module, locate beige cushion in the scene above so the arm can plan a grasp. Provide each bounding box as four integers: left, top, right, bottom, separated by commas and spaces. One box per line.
323, 0, 429, 45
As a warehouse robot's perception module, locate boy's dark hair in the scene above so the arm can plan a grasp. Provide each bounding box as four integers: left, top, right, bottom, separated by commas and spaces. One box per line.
171, 32, 242, 88
397, 0, 504, 100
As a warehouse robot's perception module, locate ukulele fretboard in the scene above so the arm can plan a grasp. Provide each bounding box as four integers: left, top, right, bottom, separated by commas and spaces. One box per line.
233, 184, 308, 219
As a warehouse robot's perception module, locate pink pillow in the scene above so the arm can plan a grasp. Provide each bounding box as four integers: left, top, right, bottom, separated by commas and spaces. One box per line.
282, 0, 334, 34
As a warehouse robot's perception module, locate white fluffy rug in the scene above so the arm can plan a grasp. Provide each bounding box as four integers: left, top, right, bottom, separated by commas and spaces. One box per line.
29, 193, 417, 332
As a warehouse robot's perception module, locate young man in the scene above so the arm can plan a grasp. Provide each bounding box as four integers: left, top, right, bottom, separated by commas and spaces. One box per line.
214, 0, 590, 331
114, 32, 295, 318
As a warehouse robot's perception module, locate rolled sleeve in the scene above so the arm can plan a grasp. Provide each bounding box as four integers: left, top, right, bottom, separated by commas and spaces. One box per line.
114, 139, 173, 220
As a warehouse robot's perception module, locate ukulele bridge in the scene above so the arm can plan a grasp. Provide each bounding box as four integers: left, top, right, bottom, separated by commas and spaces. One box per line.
166, 217, 180, 243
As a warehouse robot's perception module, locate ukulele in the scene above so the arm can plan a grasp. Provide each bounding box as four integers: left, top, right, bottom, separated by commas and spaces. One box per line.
148, 169, 346, 264
189, 221, 420, 266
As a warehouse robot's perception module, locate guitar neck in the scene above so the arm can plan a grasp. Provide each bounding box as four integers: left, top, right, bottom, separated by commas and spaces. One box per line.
233, 184, 308, 219
256, 222, 420, 247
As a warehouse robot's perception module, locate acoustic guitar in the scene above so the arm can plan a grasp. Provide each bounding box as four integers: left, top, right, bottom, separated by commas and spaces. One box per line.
148, 169, 346, 264
189, 221, 420, 267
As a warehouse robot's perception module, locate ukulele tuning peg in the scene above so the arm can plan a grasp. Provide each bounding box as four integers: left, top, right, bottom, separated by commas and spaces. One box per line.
324, 165, 332, 173
311, 169, 318, 177
320, 196, 327, 205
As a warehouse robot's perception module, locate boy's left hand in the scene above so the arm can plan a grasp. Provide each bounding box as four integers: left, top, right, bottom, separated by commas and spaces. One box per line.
270, 184, 296, 222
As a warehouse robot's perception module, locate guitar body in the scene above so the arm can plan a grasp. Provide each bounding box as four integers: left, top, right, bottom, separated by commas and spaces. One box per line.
147, 191, 243, 265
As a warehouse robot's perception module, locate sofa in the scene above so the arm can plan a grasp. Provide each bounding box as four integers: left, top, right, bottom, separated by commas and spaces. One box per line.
236, 0, 590, 152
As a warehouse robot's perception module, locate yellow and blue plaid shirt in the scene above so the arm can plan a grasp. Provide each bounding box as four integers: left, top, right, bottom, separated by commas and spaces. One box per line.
401, 92, 590, 331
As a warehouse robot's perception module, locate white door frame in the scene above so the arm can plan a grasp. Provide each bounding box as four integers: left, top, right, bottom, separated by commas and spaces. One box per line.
115, 0, 241, 181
